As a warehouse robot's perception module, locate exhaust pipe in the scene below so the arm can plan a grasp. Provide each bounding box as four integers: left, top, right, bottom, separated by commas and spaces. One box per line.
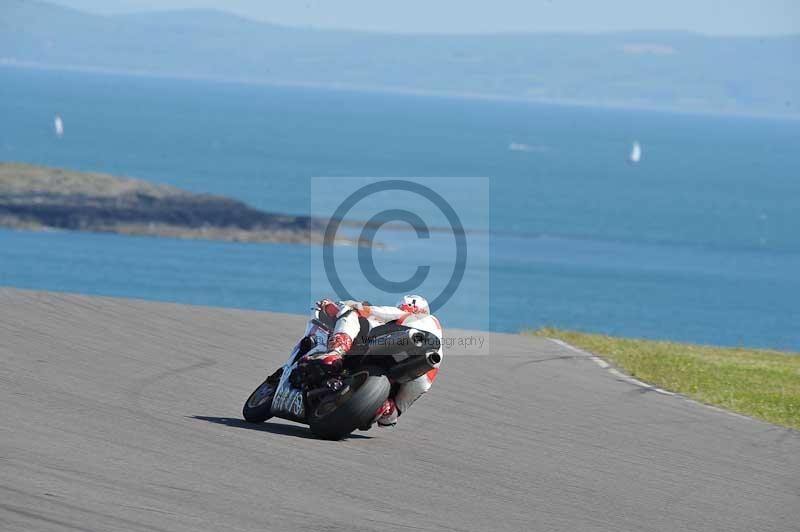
388, 351, 441, 383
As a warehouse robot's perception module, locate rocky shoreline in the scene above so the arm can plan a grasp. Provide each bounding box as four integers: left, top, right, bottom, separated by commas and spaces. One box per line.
0, 163, 356, 245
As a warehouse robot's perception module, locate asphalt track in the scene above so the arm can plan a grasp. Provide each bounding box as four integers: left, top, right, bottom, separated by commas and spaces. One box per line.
1, 288, 798, 532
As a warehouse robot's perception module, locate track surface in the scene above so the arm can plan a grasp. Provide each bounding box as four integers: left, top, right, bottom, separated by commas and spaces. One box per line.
1, 289, 798, 532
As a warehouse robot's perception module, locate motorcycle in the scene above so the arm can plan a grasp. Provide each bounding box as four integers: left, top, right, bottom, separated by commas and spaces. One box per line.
242, 308, 441, 440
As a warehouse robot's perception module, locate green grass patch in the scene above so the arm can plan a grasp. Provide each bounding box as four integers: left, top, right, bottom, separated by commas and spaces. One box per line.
529, 328, 800, 431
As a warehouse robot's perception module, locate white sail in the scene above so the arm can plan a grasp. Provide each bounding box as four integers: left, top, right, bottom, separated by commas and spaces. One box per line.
509, 142, 548, 153
54, 115, 64, 138
629, 141, 641, 163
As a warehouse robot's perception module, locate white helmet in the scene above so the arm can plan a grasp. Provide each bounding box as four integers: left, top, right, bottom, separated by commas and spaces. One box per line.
397, 294, 429, 314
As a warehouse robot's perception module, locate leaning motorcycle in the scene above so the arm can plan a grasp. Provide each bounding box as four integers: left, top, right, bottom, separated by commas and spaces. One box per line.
242, 309, 441, 440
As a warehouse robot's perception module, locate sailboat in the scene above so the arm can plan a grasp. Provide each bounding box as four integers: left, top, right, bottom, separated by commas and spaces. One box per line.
628, 141, 641, 164
54, 115, 64, 138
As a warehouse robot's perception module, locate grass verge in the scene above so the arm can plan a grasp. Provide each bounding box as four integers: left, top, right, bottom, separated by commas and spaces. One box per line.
529, 328, 800, 431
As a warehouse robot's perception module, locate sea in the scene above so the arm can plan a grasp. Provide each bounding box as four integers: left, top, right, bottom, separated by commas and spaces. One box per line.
1, 67, 799, 350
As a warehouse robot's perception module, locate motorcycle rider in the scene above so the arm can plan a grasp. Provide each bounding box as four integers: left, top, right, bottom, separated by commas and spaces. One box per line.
301, 294, 442, 428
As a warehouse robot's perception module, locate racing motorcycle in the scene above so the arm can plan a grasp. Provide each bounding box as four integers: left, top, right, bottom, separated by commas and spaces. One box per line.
242, 308, 441, 440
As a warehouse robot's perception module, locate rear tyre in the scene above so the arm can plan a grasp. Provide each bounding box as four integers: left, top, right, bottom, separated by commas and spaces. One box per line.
242, 379, 277, 422
308, 372, 390, 440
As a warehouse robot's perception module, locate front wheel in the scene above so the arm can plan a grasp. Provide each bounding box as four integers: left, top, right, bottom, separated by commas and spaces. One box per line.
242, 378, 277, 422
308, 372, 390, 440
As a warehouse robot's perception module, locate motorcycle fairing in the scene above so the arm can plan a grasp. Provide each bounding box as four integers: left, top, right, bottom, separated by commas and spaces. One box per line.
270, 313, 330, 420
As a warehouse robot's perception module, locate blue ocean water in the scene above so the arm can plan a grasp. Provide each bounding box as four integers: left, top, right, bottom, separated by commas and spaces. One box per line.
1, 67, 799, 349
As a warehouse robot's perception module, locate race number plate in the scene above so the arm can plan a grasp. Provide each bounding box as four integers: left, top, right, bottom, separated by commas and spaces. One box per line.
271, 365, 306, 419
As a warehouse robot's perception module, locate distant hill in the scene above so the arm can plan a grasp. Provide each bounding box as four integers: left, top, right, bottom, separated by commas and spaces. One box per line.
2, 0, 798, 117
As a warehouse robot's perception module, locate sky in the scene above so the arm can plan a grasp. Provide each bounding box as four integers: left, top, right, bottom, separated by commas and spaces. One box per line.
47, 0, 800, 35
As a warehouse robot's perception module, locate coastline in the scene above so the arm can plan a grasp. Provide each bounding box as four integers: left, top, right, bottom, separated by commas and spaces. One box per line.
0, 162, 358, 245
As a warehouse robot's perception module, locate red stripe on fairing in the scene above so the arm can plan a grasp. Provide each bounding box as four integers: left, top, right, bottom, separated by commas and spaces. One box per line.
425, 367, 439, 382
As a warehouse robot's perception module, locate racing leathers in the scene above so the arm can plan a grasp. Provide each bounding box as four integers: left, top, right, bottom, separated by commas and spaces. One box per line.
305, 299, 443, 427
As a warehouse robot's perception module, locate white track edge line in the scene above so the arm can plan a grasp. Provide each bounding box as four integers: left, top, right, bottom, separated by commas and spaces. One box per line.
546, 337, 760, 421
548, 337, 673, 396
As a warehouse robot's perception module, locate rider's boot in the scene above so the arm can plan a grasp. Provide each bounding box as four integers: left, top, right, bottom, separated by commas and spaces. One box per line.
358, 398, 396, 431
375, 398, 398, 427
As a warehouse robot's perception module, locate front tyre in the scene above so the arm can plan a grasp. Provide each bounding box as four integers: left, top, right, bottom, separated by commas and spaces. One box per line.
242, 378, 277, 422
308, 372, 390, 440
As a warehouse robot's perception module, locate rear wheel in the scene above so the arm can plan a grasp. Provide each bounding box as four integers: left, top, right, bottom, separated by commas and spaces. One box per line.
242, 378, 277, 422
308, 371, 390, 440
